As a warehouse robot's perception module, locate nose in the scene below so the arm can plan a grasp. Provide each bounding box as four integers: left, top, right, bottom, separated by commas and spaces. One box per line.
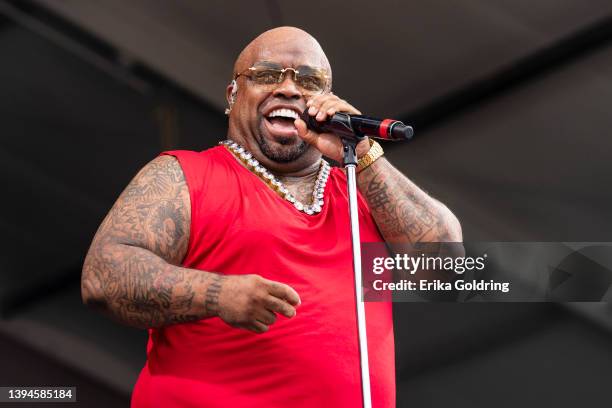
272, 73, 302, 99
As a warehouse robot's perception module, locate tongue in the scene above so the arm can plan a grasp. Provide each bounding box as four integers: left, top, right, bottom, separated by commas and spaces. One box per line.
268, 117, 296, 131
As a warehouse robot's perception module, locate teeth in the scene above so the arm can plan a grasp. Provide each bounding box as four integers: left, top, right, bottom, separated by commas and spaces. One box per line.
267, 108, 299, 120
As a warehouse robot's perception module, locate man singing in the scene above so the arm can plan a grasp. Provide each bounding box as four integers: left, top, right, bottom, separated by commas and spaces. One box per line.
82, 26, 461, 407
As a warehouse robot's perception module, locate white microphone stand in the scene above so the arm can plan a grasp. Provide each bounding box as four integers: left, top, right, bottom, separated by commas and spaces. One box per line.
341, 138, 372, 408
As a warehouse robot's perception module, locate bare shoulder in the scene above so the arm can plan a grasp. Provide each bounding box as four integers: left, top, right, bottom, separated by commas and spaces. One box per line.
98, 155, 191, 265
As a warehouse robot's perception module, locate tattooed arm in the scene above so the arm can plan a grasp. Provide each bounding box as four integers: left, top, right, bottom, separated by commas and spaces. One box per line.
82, 156, 300, 331
293, 92, 460, 243
358, 157, 462, 244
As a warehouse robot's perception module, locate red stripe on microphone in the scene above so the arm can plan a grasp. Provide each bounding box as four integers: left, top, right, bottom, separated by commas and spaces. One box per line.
378, 119, 395, 139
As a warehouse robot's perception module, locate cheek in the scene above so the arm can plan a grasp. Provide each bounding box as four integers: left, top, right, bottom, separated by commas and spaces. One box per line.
232, 104, 262, 134
237, 94, 266, 122
241, 88, 268, 109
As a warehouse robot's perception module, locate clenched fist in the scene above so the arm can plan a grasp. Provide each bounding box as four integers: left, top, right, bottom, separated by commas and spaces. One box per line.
216, 274, 301, 334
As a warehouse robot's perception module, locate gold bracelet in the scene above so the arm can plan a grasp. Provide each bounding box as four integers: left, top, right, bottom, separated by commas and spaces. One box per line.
357, 139, 384, 172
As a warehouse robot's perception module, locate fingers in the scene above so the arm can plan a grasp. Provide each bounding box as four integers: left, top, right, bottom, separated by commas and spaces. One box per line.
294, 118, 307, 137
266, 279, 301, 306
250, 320, 269, 334
264, 295, 296, 318
241, 298, 287, 334
256, 309, 278, 325
249, 299, 287, 334
294, 118, 318, 145
308, 95, 339, 121
248, 290, 295, 334
218, 275, 302, 334
317, 98, 343, 120
306, 93, 361, 122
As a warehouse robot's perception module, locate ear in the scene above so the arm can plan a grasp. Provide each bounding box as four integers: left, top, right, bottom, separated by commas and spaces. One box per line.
225, 80, 238, 106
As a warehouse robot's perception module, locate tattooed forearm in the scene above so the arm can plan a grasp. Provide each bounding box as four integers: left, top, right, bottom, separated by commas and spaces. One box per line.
82, 155, 222, 329
83, 243, 223, 328
203, 274, 225, 316
358, 157, 462, 244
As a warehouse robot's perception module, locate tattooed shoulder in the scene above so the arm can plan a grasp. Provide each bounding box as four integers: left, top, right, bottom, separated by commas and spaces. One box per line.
121, 155, 186, 202
101, 155, 191, 265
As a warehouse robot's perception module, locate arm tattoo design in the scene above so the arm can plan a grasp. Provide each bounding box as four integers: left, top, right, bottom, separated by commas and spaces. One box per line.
204, 274, 226, 316
82, 156, 223, 328
358, 158, 461, 244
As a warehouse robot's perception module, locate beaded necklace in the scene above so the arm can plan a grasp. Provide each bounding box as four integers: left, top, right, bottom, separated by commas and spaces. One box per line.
220, 140, 330, 215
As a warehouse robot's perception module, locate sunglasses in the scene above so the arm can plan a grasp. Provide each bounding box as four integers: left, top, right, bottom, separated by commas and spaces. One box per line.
234, 64, 330, 95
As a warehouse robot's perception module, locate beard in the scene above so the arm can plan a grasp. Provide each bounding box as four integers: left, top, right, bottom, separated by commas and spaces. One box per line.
256, 129, 308, 163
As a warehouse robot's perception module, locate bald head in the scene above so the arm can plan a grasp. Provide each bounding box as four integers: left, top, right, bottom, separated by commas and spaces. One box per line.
233, 26, 331, 79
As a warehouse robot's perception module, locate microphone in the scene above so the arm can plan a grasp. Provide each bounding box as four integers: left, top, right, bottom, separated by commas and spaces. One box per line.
301, 109, 413, 141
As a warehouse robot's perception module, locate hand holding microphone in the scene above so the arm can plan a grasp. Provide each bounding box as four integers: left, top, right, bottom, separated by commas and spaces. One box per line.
294, 92, 413, 163
298, 93, 413, 141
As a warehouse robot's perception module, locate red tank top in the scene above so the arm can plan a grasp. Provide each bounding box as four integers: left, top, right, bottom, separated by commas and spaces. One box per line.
131, 146, 395, 408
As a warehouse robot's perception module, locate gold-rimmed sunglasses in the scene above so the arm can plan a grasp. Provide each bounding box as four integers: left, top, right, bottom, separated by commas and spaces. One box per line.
234, 64, 330, 95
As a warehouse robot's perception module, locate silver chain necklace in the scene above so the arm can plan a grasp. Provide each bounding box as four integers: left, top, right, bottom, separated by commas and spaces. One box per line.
220, 140, 330, 215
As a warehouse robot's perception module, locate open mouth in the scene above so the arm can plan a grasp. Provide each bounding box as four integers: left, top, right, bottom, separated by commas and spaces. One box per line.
263, 108, 300, 139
